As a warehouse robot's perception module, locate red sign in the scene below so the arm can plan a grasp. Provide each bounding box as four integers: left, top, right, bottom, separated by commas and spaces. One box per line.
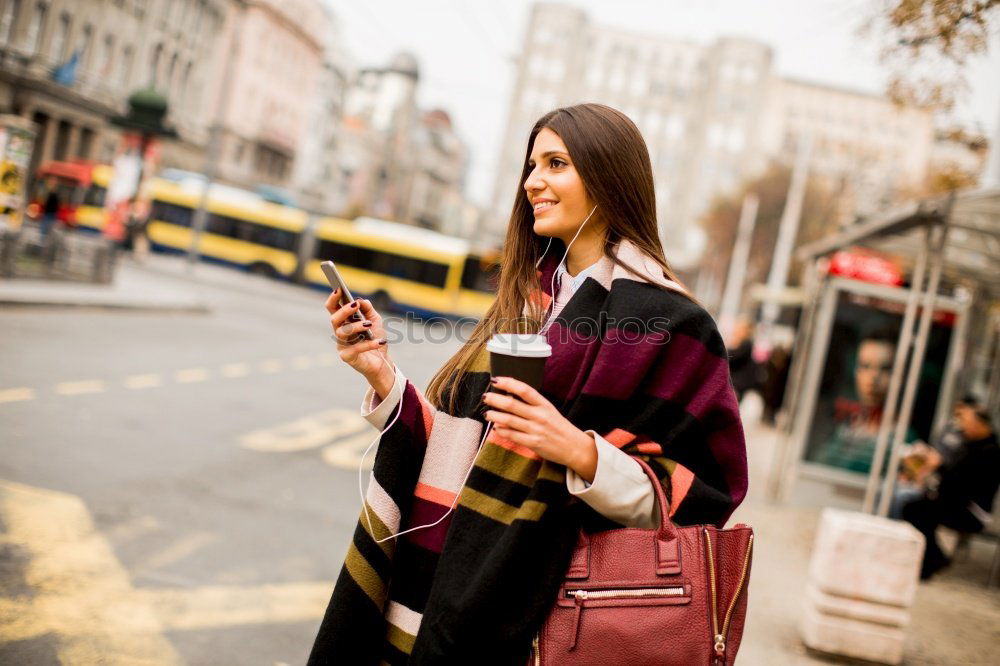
828, 249, 903, 286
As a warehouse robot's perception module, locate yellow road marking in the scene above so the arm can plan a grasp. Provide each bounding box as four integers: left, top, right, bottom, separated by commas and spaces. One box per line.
0, 481, 333, 662
55, 380, 105, 396
175, 368, 209, 384
291, 355, 313, 370
6, 352, 326, 403
321, 430, 378, 470
240, 409, 368, 452
135, 582, 331, 631
0, 387, 36, 403
0, 480, 183, 665
258, 359, 284, 374
221, 362, 250, 378
124, 374, 162, 390
134, 531, 217, 574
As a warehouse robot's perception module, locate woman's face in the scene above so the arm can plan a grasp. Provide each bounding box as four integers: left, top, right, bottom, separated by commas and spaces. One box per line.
524, 128, 597, 243
854, 339, 894, 407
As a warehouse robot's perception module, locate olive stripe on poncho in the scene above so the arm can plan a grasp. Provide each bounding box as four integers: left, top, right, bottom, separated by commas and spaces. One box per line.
308, 238, 748, 665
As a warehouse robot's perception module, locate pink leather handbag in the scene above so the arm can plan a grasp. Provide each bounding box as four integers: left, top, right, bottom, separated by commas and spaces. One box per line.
530, 459, 754, 665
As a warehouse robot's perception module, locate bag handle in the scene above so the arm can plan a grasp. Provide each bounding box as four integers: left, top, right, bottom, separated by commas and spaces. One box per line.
566, 457, 682, 579
633, 457, 682, 575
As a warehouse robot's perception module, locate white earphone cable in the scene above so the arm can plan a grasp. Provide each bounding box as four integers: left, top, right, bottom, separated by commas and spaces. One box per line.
543, 204, 597, 330
358, 204, 596, 543
358, 380, 496, 544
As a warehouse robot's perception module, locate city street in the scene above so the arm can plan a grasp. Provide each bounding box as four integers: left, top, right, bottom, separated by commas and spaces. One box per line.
0, 259, 465, 665
2, 257, 999, 665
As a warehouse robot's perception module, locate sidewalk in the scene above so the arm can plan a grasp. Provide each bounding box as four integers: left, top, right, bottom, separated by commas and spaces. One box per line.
0, 256, 210, 313
735, 396, 999, 665
0, 252, 318, 312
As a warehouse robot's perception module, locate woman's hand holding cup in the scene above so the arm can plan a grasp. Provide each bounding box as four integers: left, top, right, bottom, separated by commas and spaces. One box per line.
325, 290, 393, 396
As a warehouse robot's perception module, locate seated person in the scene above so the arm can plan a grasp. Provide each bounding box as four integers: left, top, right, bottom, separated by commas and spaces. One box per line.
886, 407, 965, 519
901, 398, 999, 580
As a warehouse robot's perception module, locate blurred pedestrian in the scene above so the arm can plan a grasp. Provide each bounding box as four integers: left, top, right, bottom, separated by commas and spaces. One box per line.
727, 315, 760, 404
310, 104, 749, 663
901, 396, 999, 580
760, 344, 791, 425
39, 178, 61, 238
124, 197, 151, 262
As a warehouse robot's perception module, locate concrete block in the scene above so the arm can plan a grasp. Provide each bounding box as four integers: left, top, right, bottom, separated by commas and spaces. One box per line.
806, 583, 910, 628
808, 508, 924, 607
800, 602, 905, 665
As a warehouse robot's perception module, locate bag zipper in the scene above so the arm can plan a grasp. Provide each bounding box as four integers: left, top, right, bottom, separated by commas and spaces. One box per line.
556, 586, 687, 651
564, 586, 686, 600
531, 632, 540, 666
703, 528, 754, 665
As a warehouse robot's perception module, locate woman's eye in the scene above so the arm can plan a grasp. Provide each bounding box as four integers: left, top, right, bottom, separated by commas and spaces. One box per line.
550, 158, 566, 168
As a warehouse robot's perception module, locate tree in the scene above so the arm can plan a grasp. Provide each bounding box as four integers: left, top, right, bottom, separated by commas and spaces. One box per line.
898, 127, 989, 196
862, 0, 1000, 112
698, 164, 838, 302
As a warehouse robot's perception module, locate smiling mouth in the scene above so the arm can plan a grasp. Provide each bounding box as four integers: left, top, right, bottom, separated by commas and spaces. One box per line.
533, 201, 558, 213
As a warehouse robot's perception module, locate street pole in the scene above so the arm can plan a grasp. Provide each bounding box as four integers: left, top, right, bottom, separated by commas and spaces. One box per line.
187, 2, 244, 270
982, 93, 1000, 188
717, 192, 759, 339
760, 133, 813, 341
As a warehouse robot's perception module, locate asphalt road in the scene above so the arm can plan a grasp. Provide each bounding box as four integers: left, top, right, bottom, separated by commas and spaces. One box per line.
0, 261, 465, 665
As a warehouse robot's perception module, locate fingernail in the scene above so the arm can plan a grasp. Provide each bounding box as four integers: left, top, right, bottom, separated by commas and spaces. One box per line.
362, 321, 372, 327
351, 301, 359, 308
378, 338, 387, 345
489, 377, 498, 385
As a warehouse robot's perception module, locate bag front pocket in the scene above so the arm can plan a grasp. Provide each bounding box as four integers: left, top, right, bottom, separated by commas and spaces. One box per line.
549, 583, 692, 655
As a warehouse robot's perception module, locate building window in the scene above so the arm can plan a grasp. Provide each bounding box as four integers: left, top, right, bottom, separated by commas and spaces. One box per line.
54, 120, 70, 160
167, 52, 177, 95
101, 34, 114, 77
79, 127, 94, 159
26, 1, 47, 54
120, 45, 133, 87
0, 0, 21, 44
49, 11, 69, 61
178, 61, 192, 112
79, 24, 93, 73
150, 42, 162, 87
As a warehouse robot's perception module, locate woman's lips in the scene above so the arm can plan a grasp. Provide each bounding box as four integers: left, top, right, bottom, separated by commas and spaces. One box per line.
533, 202, 558, 215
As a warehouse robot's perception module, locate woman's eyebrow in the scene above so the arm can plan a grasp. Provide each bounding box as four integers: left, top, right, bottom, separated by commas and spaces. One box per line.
528, 151, 568, 163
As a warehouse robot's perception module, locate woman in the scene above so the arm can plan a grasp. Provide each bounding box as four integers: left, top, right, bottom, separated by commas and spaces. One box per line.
310, 103, 748, 664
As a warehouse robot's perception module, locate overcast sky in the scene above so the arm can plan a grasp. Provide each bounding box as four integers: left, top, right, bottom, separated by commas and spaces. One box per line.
328, 0, 1000, 207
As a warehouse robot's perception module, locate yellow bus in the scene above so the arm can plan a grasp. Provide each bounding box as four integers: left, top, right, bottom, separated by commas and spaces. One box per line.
35, 162, 499, 318
146, 178, 307, 278
303, 216, 497, 319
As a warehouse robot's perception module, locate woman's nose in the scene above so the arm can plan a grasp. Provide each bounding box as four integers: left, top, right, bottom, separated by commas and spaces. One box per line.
524, 170, 543, 193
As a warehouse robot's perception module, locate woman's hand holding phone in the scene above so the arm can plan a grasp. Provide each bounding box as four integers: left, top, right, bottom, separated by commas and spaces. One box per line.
325, 290, 394, 398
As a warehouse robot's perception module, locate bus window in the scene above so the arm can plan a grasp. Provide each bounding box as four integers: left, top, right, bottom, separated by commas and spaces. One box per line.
316, 239, 376, 270
316, 238, 448, 288
371, 252, 448, 288
151, 200, 194, 227
250, 223, 298, 252
207, 212, 239, 236
82, 185, 106, 207
461, 255, 499, 293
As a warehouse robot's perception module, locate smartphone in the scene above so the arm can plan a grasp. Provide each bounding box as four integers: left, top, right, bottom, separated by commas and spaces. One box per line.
321, 260, 375, 341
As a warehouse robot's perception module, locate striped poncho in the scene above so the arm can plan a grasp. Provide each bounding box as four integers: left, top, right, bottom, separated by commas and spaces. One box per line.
308, 239, 748, 664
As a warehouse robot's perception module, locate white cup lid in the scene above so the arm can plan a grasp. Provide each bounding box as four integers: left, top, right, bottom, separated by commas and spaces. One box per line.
486, 333, 552, 358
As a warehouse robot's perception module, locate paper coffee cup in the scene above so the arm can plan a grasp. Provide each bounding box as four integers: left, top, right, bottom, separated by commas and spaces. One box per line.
486, 333, 552, 391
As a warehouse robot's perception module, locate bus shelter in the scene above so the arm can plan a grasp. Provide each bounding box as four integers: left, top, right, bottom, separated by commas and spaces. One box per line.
771, 187, 1000, 516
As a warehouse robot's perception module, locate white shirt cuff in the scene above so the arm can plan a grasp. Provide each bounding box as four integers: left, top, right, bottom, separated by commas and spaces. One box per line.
360, 364, 406, 430
566, 430, 660, 528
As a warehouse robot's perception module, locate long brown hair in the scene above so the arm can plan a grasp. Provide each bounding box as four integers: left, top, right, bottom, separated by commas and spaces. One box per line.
425, 103, 693, 412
